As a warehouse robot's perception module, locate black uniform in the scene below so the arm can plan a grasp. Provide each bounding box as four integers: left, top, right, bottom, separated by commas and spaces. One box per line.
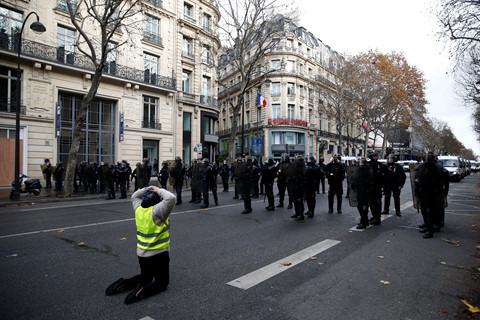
251, 159, 261, 198
366, 158, 387, 224
143, 160, 152, 188
188, 161, 202, 203
262, 159, 278, 211
240, 159, 253, 214
86, 163, 98, 194
117, 162, 129, 199
43, 161, 52, 188
171, 160, 185, 205
324, 160, 346, 213
383, 160, 406, 216
158, 163, 169, 189
276, 158, 290, 208
290, 157, 306, 221
219, 163, 230, 192
415, 160, 446, 238
200, 161, 212, 208
317, 159, 326, 194
353, 160, 371, 228
304, 160, 320, 217
54, 163, 65, 191
106, 164, 117, 200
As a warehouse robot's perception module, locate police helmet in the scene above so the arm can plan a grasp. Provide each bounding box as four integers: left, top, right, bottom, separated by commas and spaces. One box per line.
203, 158, 209, 163
387, 154, 396, 163
267, 157, 274, 165
358, 157, 368, 166
318, 157, 324, 163
281, 154, 290, 163
367, 150, 378, 159
422, 151, 435, 163
332, 154, 341, 162
236, 157, 242, 162
307, 156, 316, 164
245, 155, 252, 162
295, 155, 304, 162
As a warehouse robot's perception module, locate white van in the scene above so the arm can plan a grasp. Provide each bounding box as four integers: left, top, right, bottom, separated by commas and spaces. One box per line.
341, 156, 357, 167
437, 155, 462, 182
398, 160, 417, 172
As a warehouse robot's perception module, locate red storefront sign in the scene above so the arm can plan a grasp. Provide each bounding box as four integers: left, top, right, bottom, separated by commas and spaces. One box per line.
268, 119, 308, 127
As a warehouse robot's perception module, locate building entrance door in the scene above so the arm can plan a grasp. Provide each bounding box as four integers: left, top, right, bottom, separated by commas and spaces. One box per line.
143, 139, 159, 176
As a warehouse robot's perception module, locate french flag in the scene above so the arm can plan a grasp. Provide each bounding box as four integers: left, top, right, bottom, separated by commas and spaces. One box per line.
257, 93, 267, 107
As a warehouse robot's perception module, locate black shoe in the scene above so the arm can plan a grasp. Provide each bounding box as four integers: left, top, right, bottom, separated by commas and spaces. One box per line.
419, 228, 426, 233
306, 212, 314, 218
266, 206, 275, 211
233, 196, 239, 199
290, 213, 299, 219
337, 210, 342, 214
276, 203, 284, 208
381, 211, 389, 215
105, 278, 126, 296
241, 209, 252, 214
328, 209, 333, 214
423, 232, 433, 239
295, 215, 305, 222
195, 199, 202, 203
418, 224, 425, 228
370, 219, 381, 225
369, 217, 376, 223
215, 201, 219, 206
287, 204, 293, 209
356, 223, 367, 229
189, 199, 195, 203
124, 283, 144, 305
396, 212, 402, 217
200, 204, 208, 208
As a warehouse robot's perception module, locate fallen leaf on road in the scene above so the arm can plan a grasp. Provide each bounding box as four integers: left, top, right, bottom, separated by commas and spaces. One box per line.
310, 257, 317, 260
78, 242, 85, 246
380, 280, 391, 285
390, 233, 395, 236
203, 209, 208, 211
386, 240, 391, 243
268, 308, 273, 312
120, 237, 126, 241
377, 256, 384, 259
58, 229, 64, 233
318, 262, 324, 265
444, 273, 454, 278
440, 262, 447, 265
283, 262, 292, 266
461, 299, 480, 313
476, 244, 480, 249
441, 238, 461, 246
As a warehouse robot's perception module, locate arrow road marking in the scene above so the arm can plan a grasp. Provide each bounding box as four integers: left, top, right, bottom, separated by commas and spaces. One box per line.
227, 239, 341, 290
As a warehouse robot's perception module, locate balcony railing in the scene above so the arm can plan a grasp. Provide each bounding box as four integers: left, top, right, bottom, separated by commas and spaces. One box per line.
0, 35, 175, 91
0, 98, 26, 115
142, 119, 162, 130
144, 0, 163, 8
143, 31, 163, 47
178, 92, 219, 111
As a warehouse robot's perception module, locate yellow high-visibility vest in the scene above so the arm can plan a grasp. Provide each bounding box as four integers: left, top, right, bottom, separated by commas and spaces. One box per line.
135, 206, 170, 250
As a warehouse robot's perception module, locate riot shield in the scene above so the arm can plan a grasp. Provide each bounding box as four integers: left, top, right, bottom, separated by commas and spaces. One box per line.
346, 166, 359, 207
136, 163, 144, 188
409, 163, 420, 209
282, 162, 294, 182
40, 165, 47, 180
233, 162, 246, 194
192, 162, 203, 193
52, 166, 57, 181
167, 160, 176, 186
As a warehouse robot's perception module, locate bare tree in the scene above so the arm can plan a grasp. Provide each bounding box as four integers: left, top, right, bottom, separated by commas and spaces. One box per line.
62, 0, 141, 196
218, 0, 296, 161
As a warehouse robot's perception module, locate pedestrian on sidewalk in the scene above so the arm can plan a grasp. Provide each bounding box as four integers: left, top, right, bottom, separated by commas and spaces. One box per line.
105, 185, 176, 304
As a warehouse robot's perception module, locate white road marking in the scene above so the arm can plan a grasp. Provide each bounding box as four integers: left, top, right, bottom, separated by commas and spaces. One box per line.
227, 239, 341, 290
138, 317, 155, 320
349, 201, 414, 232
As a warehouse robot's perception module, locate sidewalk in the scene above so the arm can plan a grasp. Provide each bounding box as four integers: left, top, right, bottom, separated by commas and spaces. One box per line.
0, 178, 228, 208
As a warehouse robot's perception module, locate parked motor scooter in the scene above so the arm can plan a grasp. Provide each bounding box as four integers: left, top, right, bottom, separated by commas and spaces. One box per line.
10, 174, 42, 200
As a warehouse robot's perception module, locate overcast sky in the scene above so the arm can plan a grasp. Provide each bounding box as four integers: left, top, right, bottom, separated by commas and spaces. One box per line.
298, 0, 479, 156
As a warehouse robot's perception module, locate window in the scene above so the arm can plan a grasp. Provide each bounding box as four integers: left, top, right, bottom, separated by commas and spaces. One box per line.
299, 63, 304, 74
143, 96, 159, 129
183, 112, 191, 131
144, 15, 161, 46
184, 2, 193, 16
103, 42, 117, 75
57, 25, 76, 64
144, 52, 158, 84
183, 37, 192, 57
299, 85, 304, 98
287, 83, 295, 96
286, 39, 293, 49
319, 113, 323, 131
286, 60, 295, 73
182, 70, 191, 92
202, 76, 211, 97
0, 66, 21, 113
288, 104, 295, 120
56, 0, 77, 12
272, 82, 281, 96
327, 117, 332, 133
222, 118, 226, 130
272, 132, 283, 144
204, 116, 215, 135
203, 13, 211, 32
257, 107, 262, 122
272, 104, 281, 119
0, 5, 22, 50
271, 59, 281, 71
202, 46, 211, 64
300, 106, 304, 120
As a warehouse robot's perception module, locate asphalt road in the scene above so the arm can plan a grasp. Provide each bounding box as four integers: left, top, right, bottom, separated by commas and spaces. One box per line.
0, 174, 479, 320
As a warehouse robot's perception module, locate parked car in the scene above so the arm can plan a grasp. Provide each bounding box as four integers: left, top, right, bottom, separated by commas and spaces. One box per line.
398, 160, 417, 172
437, 155, 463, 182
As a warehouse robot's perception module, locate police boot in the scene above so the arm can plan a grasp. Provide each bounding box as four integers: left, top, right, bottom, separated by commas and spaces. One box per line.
277, 202, 284, 208
328, 194, 334, 213
336, 194, 342, 214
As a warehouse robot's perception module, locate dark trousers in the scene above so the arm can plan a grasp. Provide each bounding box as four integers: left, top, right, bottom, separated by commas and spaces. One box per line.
383, 186, 401, 213
202, 191, 209, 206
277, 182, 286, 205
120, 179, 127, 198
265, 182, 274, 207
294, 196, 304, 216
108, 181, 116, 199
305, 192, 316, 213
175, 184, 182, 203
45, 174, 52, 188
243, 193, 251, 210
122, 251, 170, 297
252, 177, 260, 197
211, 187, 218, 204
160, 179, 167, 190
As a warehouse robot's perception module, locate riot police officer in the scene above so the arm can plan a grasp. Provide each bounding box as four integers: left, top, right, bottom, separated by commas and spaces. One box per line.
219, 160, 230, 192
324, 154, 345, 214
200, 158, 213, 208
366, 150, 386, 225
289, 155, 306, 221
262, 157, 278, 211
317, 157, 326, 194
414, 151, 447, 238
210, 161, 219, 206
143, 158, 152, 188
353, 157, 370, 229
188, 159, 202, 203
105, 163, 117, 200
241, 156, 254, 214
170, 156, 185, 205
305, 156, 320, 218
158, 161, 169, 190
232, 158, 242, 200
276, 154, 291, 208
251, 157, 261, 198
54, 162, 65, 191
117, 161, 129, 199
43, 159, 52, 188
382, 155, 406, 216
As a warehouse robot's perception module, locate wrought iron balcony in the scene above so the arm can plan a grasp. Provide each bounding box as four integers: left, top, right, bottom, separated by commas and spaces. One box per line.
0, 35, 176, 91
142, 119, 162, 130
178, 92, 219, 112
0, 98, 26, 115
143, 31, 163, 47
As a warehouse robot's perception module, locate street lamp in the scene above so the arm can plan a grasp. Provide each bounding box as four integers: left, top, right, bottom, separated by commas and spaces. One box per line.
12, 12, 46, 201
